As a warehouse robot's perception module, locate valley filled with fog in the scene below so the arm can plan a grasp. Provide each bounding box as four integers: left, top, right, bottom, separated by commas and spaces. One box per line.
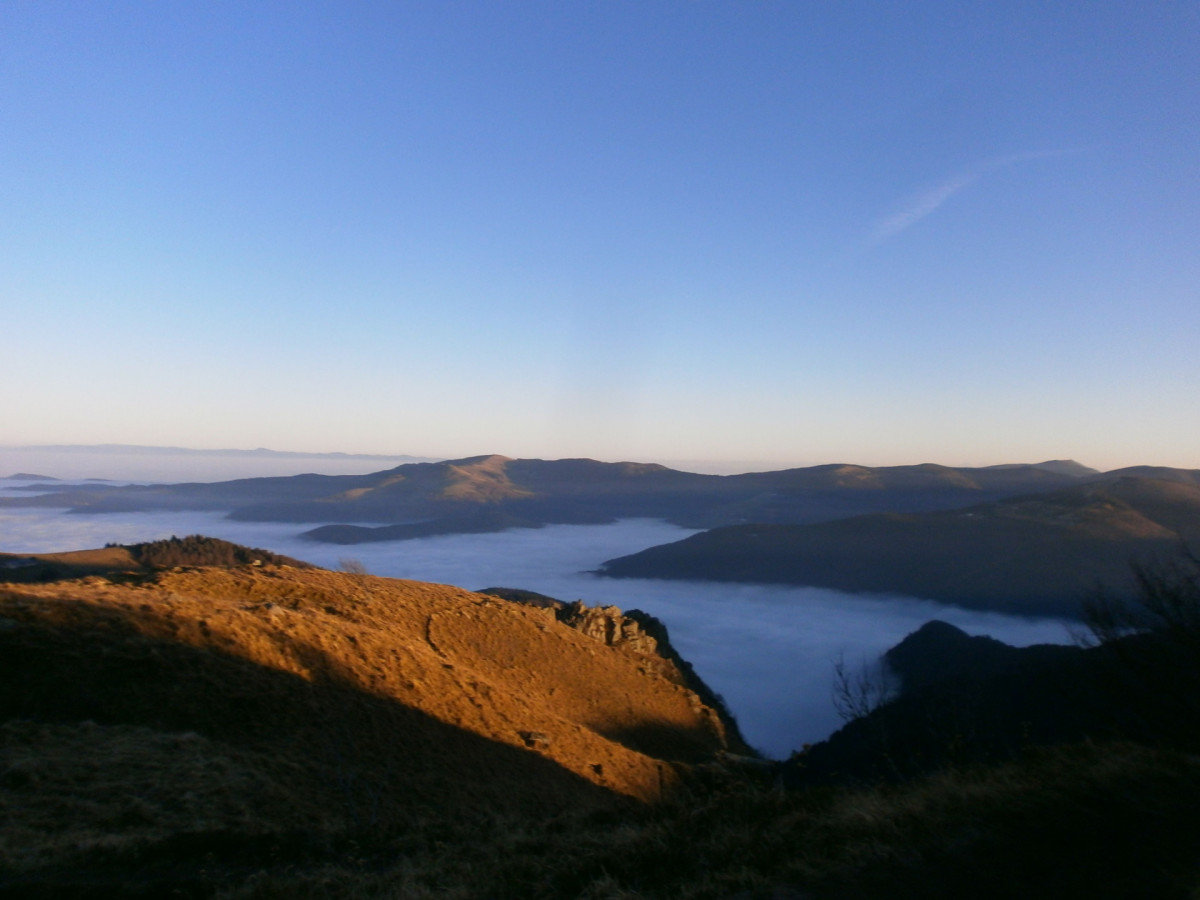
1, 477, 1072, 757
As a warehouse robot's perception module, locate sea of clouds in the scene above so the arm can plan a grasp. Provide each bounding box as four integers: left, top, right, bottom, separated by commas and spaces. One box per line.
0, 477, 1073, 757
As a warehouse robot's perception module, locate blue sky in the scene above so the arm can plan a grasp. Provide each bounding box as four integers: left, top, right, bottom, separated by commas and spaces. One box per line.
2, 1, 1197, 471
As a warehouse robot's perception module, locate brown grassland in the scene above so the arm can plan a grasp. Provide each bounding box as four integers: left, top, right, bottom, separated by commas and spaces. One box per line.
3, 539, 1200, 897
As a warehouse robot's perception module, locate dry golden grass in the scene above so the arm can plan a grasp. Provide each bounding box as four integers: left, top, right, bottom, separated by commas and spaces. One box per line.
0, 557, 733, 882
440, 455, 534, 502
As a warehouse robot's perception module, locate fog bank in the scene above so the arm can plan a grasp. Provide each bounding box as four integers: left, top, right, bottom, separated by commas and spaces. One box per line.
0, 446, 430, 483
0, 498, 1071, 757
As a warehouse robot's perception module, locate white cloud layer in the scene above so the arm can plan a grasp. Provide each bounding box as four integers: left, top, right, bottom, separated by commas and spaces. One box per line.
0, 501, 1073, 757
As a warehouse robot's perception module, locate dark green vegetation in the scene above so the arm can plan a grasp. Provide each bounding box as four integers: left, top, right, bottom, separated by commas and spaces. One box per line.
122, 534, 314, 570
602, 475, 1200, 617
0, 536, 313, 585
189, 741, 1200, 899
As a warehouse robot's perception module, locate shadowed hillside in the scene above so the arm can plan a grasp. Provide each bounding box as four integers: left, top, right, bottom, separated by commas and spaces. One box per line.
600, 476, 1200, 617
788, 554, 1200, 787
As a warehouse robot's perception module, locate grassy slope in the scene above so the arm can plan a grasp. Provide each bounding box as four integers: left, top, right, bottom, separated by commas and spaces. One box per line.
0, 554, 734, 890
6, 539, 1200, 897
211, 741, 1200, 899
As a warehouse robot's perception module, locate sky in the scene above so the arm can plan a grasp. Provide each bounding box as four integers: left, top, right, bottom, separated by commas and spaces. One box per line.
2, 1, 1198, 472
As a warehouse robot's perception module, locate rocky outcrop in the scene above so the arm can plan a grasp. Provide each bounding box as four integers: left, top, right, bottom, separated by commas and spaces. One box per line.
479, 589, 754, 755
555, 600, 662, 657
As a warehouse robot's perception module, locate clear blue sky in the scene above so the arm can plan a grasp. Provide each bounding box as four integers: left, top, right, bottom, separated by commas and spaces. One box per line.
3, 1, 1197, 471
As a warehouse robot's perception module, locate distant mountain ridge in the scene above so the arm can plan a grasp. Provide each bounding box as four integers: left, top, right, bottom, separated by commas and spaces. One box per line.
8, 456, 1196, 616
600, 474, 1200, 617
983, 459, 1099, 478
0, 453, 1119, 542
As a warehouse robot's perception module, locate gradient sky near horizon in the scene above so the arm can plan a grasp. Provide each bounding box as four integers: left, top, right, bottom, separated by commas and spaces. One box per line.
3, 2, 1198, 472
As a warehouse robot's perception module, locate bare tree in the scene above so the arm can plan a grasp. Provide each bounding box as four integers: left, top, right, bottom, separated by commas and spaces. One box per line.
338, 558, 369, 576
1083, 551, 1200, 646
832, 652, 897, 723
1082, 550, 1200, 747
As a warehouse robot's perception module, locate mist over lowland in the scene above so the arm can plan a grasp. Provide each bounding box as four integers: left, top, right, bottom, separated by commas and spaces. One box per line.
5, 495, 1200, 897
7, 451, 1196, 621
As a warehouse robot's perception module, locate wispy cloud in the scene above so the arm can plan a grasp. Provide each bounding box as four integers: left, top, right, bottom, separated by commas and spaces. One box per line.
872, 172, 979, 243
870, 148, 1084, 245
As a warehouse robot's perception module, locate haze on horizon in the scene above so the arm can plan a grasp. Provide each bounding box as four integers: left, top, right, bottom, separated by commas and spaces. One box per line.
2, 3, 1197, 472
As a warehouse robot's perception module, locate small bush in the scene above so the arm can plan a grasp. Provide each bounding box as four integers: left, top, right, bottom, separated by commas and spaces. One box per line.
124, 535, 313, 570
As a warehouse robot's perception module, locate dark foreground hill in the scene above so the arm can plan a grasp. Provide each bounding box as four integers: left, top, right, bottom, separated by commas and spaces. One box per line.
0, 454, 1106, 540
787, 621, 1158, 785
5, 540, 1200, 897
789, 560, 1200, 784
600, 476, 1200, 617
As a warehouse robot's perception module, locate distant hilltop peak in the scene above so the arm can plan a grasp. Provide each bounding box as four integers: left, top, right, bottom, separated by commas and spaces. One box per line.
984, 460, 1099, 477
447, 453, 515, 465
1033, 460, 1100, 477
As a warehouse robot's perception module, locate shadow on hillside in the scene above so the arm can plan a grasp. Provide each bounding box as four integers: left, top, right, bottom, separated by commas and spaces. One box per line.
0, 559, 133, 584
0, 598, 634, 890
595, 720, 722, 764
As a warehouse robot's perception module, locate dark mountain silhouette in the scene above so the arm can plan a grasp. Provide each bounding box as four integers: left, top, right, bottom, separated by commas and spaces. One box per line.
0, 535, 313, 583
0, 454, 1104, 540
600, 476, 1200, 617
787, 601, 1200, 787
1095, 465, 1200, 486
786, 620, 1094, 784
987, 459, 1100, 478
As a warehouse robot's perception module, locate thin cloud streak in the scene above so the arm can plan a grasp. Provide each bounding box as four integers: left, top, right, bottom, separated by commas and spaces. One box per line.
871, 148, 1085, 244
873, 172, 979, 243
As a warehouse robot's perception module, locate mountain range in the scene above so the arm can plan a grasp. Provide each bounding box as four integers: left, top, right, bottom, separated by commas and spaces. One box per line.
2, 452, 1101, 531
6, 454, 1199, 616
